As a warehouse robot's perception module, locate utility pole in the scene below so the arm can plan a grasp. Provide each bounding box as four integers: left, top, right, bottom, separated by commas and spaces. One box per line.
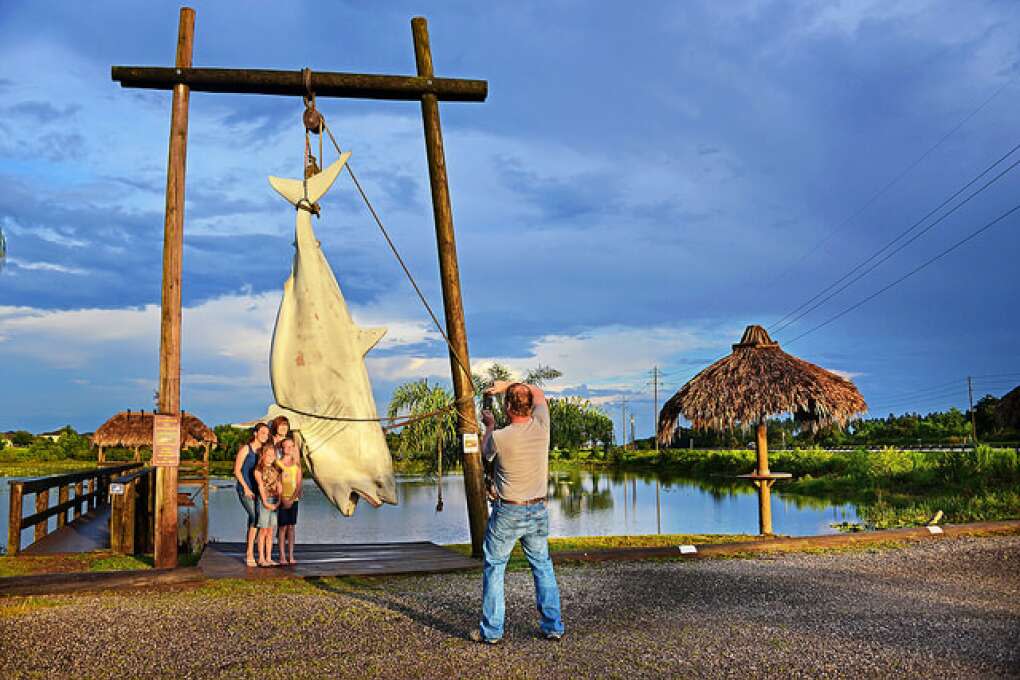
967, 376, 978, 446
620, 397, 627, 448
652, 366, 659, 454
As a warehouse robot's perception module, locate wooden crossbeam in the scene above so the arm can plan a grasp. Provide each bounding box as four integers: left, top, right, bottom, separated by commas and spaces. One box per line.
111, 66, 487, 102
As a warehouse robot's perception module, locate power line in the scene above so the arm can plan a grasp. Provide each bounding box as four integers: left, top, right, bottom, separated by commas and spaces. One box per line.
763, 70, 1018, 291
785, 201, 1020, 346
771, 143, 1020, 333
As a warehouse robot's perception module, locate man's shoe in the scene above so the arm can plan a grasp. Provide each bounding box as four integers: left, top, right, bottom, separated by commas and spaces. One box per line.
543, 630, 563, 641
468, 628, 500, 645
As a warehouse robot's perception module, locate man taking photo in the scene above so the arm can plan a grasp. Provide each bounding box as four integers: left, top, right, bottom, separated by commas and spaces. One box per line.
470, 380, 564, 644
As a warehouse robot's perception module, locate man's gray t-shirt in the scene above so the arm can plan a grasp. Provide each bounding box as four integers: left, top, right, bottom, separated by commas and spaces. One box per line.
484, 403, 550, 502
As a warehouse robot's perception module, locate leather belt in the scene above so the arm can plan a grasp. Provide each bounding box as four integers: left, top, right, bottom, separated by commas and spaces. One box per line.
499, 496, 546, 506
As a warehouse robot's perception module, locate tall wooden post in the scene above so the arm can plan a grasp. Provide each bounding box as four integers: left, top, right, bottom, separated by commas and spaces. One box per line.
756, 420, 769, 476
756, 480, 774, 535
411, 17, 487, 557
155, 7, 194, 569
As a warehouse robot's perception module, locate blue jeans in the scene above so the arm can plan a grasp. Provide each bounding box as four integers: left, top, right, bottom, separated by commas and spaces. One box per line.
480, 500, 563, 641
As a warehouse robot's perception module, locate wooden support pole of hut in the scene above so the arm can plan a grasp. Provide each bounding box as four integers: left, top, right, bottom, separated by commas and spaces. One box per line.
154, 7, 194, 570
412, 16, 487, 557
756, 420, 769, 476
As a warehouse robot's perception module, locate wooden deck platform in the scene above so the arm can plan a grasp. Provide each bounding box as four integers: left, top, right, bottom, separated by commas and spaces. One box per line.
198, 541, 479, 579
22, 506, 112, 555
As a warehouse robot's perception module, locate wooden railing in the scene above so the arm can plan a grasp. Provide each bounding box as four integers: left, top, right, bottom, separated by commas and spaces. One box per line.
6, 463, 141, 556
109, 466, 156, 555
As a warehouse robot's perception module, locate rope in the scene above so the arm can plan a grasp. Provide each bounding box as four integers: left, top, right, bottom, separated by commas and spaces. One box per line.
318, 119, 476, 392
275, 395, 475, 432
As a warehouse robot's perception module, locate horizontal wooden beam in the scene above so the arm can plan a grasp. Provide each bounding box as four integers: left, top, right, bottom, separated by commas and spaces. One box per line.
19, 493, 97, 530
111, 66, 487, 102
17, 463, 141, 494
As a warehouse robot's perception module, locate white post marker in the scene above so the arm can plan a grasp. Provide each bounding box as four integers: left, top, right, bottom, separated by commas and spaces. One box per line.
678, 544, 698, 555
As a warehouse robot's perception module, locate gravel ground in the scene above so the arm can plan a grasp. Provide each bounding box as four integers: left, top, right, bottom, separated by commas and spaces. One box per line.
1, 535, 1018, 679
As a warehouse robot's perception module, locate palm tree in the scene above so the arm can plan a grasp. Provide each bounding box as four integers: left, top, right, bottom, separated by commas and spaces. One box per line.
387, 380, 457, 471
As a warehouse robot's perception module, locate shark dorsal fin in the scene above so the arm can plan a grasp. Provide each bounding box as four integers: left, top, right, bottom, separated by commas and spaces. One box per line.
268, 152, 352, 207
358, 327, 387, 355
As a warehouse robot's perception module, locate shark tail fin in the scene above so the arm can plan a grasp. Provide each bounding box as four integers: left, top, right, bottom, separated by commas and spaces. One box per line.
268, 151, 352, 207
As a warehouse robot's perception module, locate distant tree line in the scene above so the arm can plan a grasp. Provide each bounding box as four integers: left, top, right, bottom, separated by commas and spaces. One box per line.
654, 394, 1018, 449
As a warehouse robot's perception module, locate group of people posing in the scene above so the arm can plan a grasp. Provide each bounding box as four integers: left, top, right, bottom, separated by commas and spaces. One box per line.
233, 416, 302, 567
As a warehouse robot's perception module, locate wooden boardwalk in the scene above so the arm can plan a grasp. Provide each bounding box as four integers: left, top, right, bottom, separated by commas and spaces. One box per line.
198, 541, 479, 579
22, 506, 112, 555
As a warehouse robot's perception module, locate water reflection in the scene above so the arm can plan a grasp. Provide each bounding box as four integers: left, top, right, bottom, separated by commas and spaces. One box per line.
548, 469, 615, 518
0, 469, 862, 550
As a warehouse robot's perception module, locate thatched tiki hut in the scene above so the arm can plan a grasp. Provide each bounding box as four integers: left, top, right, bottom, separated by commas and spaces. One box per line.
658, 325, 867, 478
92, 410, 218, 464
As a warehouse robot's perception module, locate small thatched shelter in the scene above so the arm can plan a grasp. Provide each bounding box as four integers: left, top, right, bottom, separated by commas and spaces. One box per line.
997, 385, 1020, 430
658, 325, 867, 476
92, 410, 217, 462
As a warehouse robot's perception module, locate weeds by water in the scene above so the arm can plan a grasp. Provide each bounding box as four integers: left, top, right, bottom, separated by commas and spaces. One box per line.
574, 444, 1020, 529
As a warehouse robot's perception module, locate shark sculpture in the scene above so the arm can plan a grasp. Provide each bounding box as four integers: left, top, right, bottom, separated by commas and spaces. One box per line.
261, 154, 398, 516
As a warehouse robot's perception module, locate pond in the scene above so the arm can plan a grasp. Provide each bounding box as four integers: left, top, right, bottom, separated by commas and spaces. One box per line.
2, 468, 861, 551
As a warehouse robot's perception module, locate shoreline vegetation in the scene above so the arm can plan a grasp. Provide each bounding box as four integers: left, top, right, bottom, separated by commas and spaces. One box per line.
564, 444, 1020, 529
3, 434, 1018, 532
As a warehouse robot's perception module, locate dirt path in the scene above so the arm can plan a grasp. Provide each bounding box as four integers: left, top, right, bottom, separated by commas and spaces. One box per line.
1, 535, 1017, 678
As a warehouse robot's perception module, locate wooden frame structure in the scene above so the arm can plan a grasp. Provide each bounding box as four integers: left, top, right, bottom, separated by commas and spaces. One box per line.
112, 8, 489, 566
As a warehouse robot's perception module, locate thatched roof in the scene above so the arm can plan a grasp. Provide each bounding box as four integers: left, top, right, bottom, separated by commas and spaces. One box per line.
997, 385, 1020, 429
658, 325, 867, 442
92, 410, 218, 448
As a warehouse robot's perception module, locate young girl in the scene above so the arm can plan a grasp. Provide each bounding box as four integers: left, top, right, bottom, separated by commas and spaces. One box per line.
233, 423, 270, 567
253, 442, 282, 567
276, 437, 302, 565
270, 415, 290, 459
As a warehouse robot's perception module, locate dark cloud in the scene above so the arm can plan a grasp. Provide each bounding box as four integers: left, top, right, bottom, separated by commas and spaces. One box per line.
6, 101, 80, 124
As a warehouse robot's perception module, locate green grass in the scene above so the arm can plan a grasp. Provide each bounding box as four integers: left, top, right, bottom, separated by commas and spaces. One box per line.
444, 533, 760, 569
0, 460, 100, 477
0, 551, 157, 577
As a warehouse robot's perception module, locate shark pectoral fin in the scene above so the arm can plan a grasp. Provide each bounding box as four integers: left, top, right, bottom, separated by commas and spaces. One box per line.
267, 152, 352, 207
358, 327, 387, 355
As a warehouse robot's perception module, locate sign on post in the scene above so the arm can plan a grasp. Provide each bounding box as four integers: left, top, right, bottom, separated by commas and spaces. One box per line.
463, 433, 479, 454
152, 413, 181, 467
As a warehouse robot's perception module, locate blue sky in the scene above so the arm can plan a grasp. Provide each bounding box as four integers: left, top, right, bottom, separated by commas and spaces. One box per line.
1, 1, 1018, 437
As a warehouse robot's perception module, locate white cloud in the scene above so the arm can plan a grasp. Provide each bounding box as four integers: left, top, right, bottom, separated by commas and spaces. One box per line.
0, 291, 736, 415
7, 257, 89, 275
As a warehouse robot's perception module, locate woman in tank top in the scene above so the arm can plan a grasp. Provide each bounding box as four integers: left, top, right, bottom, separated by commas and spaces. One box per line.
234, 423, 270, 567
270, 415, 290, 459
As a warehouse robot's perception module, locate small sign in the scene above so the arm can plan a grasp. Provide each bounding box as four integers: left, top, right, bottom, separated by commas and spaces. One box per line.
152, 413, 181, 467
109, 483, 125, 495
926, 525, 944, 535
678, 544, 698, 555
463, 433, 479, 454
